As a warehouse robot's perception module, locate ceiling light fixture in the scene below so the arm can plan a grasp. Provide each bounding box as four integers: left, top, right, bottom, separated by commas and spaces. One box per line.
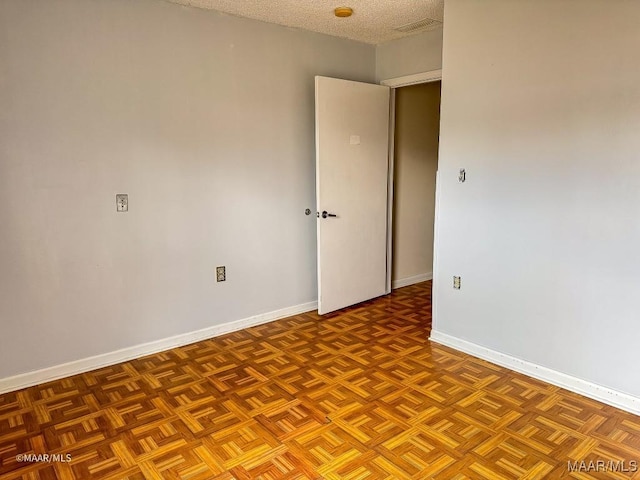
334, 7, 353, 18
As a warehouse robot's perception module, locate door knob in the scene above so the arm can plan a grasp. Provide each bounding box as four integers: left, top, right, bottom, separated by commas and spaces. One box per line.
321, 211, 337, 218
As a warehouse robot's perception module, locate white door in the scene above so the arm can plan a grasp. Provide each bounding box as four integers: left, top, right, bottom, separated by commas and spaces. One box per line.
315, 76, 390, 314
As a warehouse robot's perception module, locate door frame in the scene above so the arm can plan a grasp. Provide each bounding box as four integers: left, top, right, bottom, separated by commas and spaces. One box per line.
380, 68, 443, 299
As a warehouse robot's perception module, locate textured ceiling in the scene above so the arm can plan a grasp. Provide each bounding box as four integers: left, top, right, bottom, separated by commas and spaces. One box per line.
163, 0, 444, 44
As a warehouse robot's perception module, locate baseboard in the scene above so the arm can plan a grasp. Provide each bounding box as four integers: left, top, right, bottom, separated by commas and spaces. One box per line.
0, 301, 318, 395
429, 330, 640, 416
392, 272, 432, 290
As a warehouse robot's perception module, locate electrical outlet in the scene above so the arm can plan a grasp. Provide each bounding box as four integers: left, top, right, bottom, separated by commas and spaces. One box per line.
216, 266, 226, 282
116, 194, 128, 212
458, 169, 466, 183
453, 276, 461, 289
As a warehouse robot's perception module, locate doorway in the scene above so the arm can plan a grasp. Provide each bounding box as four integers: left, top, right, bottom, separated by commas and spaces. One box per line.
313, 73, 441, 314
389, 79, 441, 289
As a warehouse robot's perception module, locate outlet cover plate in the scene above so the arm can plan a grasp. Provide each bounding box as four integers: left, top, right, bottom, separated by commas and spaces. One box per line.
453, 276, 461, 289
116, 194, 128, 212
216, 266, 226, 282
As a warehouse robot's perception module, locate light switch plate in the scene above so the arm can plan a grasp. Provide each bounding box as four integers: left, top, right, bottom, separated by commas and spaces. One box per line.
116, 194, 128, 212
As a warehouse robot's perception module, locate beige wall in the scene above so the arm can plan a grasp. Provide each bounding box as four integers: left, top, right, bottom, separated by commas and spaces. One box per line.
434, 0, 640, 401
0, 0, 375, 379
392, 82, 441, 284
376, 29, 443, 82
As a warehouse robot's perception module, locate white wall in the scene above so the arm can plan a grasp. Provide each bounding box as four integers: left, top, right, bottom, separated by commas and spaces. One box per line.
0, 0, 375, 378
392, 82, 440, 284
434, 0, 640, 399
375, 29, 443, 82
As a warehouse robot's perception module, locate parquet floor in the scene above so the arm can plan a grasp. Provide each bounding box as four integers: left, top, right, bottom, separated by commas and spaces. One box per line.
1, 282, 640, 479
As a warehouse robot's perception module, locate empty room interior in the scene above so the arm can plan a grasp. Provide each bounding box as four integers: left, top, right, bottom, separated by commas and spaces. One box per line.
1, 0, 640, 479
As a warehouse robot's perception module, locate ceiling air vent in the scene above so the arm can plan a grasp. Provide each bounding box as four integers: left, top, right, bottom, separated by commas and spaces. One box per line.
394, 17, 442, 33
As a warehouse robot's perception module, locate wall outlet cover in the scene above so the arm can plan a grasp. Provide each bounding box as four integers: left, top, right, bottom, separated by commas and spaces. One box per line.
216, 266, 226, 282
116, 194, 128, 212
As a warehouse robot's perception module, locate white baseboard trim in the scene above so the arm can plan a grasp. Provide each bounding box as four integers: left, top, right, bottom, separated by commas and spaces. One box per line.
429, 330, 640, 416
392, 272, 432, 290
0, 301, 318, 395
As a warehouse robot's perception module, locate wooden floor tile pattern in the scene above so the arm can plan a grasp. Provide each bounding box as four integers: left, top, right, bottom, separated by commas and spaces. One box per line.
1, 282, 640, 479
